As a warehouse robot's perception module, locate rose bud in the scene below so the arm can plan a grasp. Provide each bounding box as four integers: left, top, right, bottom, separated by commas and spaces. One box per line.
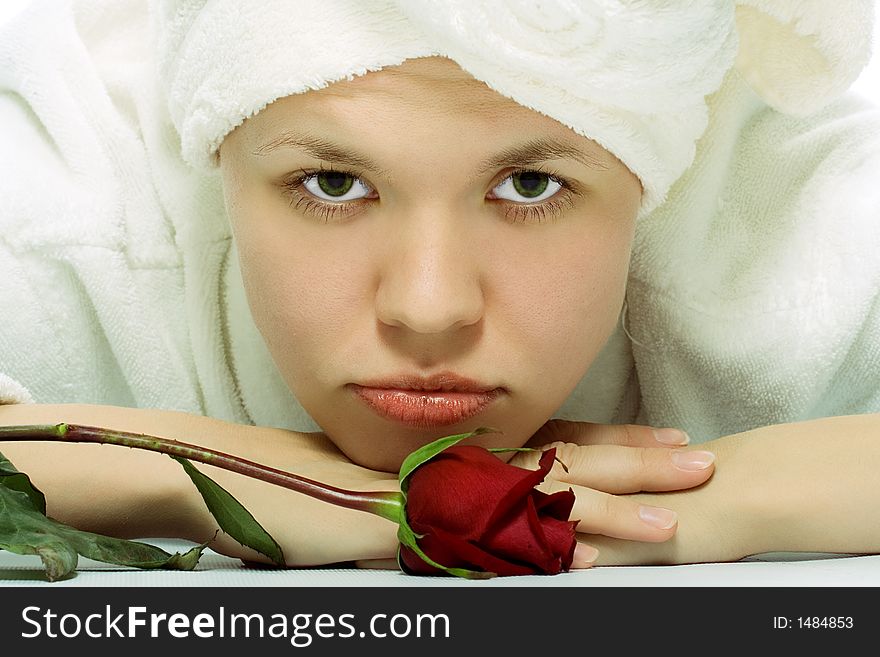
397, 443, 579, 578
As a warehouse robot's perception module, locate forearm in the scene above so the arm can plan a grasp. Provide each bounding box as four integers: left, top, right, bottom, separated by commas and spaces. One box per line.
734, 413, 880, 556
585, 413, 880, 565
0, 403, 400, 567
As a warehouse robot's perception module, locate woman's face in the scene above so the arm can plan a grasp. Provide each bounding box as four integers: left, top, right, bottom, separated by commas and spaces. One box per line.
219, 56, 642, 472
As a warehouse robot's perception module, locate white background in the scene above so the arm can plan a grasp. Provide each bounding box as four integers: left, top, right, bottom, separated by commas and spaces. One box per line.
1, 0, 879, 104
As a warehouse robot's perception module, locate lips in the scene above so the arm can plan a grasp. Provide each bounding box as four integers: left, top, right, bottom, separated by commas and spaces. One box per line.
350, 373, 501, 428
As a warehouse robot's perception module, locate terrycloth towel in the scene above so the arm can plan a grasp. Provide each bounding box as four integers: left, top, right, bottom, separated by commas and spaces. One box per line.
0, 0, 319, 430
0, 372, 33, 405
155, 0, 874, 215
155, 0, 738, 214
0, 0, 878, 448
584, 70, 880, 439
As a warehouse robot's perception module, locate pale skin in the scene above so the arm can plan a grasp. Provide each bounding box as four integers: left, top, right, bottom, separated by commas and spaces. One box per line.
2, 56, 879, 570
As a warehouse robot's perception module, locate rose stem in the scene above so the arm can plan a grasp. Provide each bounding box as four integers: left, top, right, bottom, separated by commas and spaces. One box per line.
0, 423, 402, 523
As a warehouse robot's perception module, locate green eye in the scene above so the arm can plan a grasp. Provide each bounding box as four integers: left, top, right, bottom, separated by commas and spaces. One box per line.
316, 171, 355, 197
492, 170, 562, 203
302, 171, 372, 202
511, 171, 549, 198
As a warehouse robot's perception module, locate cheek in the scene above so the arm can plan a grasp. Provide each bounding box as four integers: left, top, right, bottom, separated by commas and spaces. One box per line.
241, 239, 364, 344
231, 214, 371, 377
496, 221, 633, 383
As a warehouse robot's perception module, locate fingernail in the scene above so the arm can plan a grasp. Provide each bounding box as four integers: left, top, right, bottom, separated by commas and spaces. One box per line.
652, 428, 690, 446
639, 505, 678, 530
571, 543, 599, 568
671, 450, 715, 471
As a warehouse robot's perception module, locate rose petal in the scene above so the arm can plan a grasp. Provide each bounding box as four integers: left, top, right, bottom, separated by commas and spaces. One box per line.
402, 445, 577, 577
402, 526, 539, 577
482, 447, 558, 533
533, 490, 579, 569
534, 487, 577, 521
482, 497, 555, 572
406, 446, 540, 538
542, 518, 580, 570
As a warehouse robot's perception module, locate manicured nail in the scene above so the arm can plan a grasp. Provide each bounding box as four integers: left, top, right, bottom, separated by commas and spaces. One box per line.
652, 428, 690, 446
638, 505, 678, 530
571, 543, 599, 568
671, 450, 715, 471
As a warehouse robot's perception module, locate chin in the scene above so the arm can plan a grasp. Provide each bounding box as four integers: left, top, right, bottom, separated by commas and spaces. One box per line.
336, 441, 415, 474
327, 421, 533, 473
318, 426, 418, 472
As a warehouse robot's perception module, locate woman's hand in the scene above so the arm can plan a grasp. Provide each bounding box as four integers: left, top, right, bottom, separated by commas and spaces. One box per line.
572, 414, 880, 566
361, 414, 880, 570
510, 419, 716, 566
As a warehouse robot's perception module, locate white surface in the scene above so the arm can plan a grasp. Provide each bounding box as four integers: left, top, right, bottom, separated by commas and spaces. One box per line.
1, 539, 879, 586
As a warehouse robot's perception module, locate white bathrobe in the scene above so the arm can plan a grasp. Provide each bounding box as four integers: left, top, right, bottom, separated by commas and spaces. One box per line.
1, 0, 879, 445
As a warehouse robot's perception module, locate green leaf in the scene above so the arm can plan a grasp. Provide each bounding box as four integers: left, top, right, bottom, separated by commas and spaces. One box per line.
398, 427, 498, 491
0, 481, 205, 582
172, 456, 285, 566
0, 450, 46, 514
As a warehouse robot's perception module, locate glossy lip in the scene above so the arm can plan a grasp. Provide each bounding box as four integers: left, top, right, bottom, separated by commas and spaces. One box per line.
349, 372, 502, 428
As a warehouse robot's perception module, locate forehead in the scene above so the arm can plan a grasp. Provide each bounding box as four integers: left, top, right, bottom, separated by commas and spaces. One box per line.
225, 55, 628, 181
329, 56, 503, 107
252, 55, 562, 134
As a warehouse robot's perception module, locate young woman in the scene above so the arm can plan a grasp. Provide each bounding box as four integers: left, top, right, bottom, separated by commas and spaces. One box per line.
1, 0, 878, 571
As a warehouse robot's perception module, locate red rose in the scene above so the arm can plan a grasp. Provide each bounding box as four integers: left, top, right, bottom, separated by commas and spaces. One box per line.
399, 445, 578, 577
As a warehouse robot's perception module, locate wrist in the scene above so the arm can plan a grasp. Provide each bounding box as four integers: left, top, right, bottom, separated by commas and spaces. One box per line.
728, 414, 880, 556
636, 434, 776, 564
705, 430, 780, 559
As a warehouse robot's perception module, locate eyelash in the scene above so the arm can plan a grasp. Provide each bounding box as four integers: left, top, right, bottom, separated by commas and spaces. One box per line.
280, 165, 578, 224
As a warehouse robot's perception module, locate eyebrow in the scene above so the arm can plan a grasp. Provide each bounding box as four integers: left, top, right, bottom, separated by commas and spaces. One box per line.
474, 138, 610, 175
252, 131, 610, 175
252, 132, 388, 175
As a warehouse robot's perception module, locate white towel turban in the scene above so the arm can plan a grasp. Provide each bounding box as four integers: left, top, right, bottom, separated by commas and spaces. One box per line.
151, 0, 875, 214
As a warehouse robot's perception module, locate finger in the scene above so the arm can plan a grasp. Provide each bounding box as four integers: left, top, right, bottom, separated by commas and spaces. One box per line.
543, 481, 678, 543
529, 419, 690, 449
525, 442, 715, 494
571, 542, 600, 569
575, 533, 675, 566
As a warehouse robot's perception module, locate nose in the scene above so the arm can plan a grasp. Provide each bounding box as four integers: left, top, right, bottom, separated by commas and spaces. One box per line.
374, 210, 485, 335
